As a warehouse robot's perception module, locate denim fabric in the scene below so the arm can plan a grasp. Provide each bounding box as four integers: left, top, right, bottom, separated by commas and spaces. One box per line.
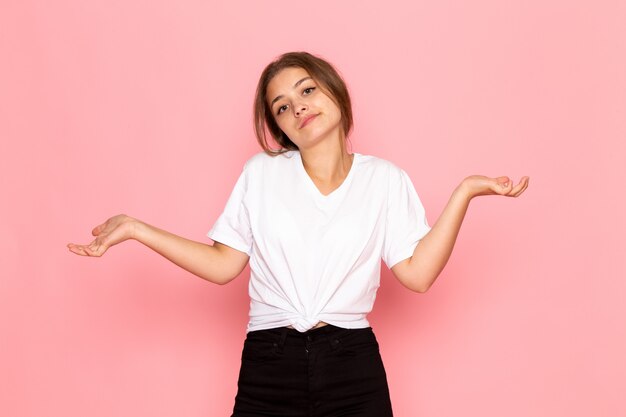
231, 325, 393, 417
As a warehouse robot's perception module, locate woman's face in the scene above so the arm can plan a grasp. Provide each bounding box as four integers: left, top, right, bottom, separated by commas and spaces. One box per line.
266, 67, 342, 151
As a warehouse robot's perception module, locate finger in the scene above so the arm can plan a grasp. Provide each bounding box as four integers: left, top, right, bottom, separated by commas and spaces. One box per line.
87, 240, 107, 257
67, 244, 89, 256
84, 245, 100, 257
516, 181, 529, 196
507, 181, 525, 196
86, 242, 100, 256
510, 176, 530, 197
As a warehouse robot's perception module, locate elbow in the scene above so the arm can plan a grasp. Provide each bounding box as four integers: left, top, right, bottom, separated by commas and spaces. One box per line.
393, 262, 436, 293
405, 272, 438, 293
197, 268, 239, 285
398, 276, 432, 293
409, 281, 431, 293
217, 276, 239, 285
208, 272, 239, 286
411, 268, 442, 293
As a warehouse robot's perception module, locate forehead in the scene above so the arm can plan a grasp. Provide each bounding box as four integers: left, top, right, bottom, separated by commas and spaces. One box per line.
266, 67, 312, 101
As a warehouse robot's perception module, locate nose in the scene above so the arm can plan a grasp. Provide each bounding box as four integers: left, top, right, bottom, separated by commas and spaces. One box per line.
294, 103, 308, 117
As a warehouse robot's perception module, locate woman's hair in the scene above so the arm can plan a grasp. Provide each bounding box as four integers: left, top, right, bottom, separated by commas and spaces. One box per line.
254, 51, 353, 155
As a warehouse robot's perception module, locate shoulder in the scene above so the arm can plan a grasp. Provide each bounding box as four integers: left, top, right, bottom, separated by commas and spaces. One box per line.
242, 151, 272, 171
243, 150, 299, 171
355, 153, 406, 178
355, 154, 418, 199
239, 151, 301, 185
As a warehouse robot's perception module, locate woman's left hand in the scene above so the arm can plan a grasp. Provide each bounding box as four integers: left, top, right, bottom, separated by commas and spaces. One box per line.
460, 175, 530, 199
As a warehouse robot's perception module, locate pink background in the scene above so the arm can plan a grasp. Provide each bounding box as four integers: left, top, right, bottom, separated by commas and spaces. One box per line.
2, 0, 625, 416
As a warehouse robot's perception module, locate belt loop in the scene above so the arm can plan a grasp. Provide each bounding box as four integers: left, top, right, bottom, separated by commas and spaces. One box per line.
274, 327, 288, 353
324, 326, 341, 350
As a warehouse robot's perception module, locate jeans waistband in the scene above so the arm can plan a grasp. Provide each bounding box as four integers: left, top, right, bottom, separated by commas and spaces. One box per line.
247, 325, 373, 352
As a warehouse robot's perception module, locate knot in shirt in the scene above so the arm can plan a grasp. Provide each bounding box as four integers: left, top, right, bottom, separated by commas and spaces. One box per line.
291, 316, 321, 333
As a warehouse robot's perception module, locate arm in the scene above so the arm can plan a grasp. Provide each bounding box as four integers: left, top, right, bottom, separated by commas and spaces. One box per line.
67, 214, 249, 285
391, 175, 529, 293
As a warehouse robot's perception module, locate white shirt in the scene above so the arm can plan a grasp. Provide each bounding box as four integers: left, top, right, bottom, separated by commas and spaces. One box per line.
208, 151, 430, 332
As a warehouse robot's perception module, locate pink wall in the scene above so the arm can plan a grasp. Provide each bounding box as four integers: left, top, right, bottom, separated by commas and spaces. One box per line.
2, 0, 624, 416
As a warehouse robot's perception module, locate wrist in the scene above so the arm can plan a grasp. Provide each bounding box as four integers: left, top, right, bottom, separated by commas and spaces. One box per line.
455, 179, 475, 202
125, 216, 143, 241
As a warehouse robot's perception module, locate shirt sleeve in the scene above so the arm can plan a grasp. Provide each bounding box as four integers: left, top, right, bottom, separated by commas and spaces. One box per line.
207, 165, 253, 256
382, 167, 431, 269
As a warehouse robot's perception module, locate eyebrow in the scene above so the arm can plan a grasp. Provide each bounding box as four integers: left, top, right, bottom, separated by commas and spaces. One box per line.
270, 77, 313, 108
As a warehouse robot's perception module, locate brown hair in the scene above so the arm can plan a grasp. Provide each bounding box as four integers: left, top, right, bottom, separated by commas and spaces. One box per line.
254, 52, 353, 155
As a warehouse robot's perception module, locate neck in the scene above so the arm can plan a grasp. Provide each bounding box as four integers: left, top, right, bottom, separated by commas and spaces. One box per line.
299, 135, 352, 183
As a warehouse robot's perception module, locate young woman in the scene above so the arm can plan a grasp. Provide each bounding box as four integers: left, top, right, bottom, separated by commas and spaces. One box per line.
68, 52, 529, 416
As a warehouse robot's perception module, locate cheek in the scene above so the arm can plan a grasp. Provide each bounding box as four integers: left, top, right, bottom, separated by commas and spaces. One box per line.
327, 102, 342, 122
320, 96, 341, 118
274, 116, 288, 130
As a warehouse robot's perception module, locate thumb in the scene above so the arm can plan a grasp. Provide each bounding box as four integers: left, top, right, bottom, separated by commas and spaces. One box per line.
494, 176, 512, 194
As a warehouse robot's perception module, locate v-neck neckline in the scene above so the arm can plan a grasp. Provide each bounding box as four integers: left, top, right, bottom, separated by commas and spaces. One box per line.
295, 151, 359, 200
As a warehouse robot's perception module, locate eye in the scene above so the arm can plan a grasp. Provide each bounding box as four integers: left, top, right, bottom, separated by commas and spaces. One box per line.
303, 86, 316, 95
276, 104, 288, 115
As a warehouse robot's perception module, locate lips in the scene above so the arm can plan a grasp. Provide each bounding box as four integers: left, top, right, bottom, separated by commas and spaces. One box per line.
299, 114, 318, 129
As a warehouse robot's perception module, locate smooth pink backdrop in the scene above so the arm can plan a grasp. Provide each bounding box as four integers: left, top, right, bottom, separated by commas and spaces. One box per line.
2, 1, 625, 416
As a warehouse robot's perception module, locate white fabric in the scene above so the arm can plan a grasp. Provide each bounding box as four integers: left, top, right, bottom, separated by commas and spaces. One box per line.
207, 151, 431, 333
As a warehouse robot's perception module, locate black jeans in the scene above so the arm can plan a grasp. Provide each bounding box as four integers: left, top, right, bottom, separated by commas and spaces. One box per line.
231, 325, 394, 417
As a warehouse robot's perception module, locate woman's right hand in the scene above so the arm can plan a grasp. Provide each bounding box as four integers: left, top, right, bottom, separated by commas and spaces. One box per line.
67, 214, 137, 257
67, 214, 249, 284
